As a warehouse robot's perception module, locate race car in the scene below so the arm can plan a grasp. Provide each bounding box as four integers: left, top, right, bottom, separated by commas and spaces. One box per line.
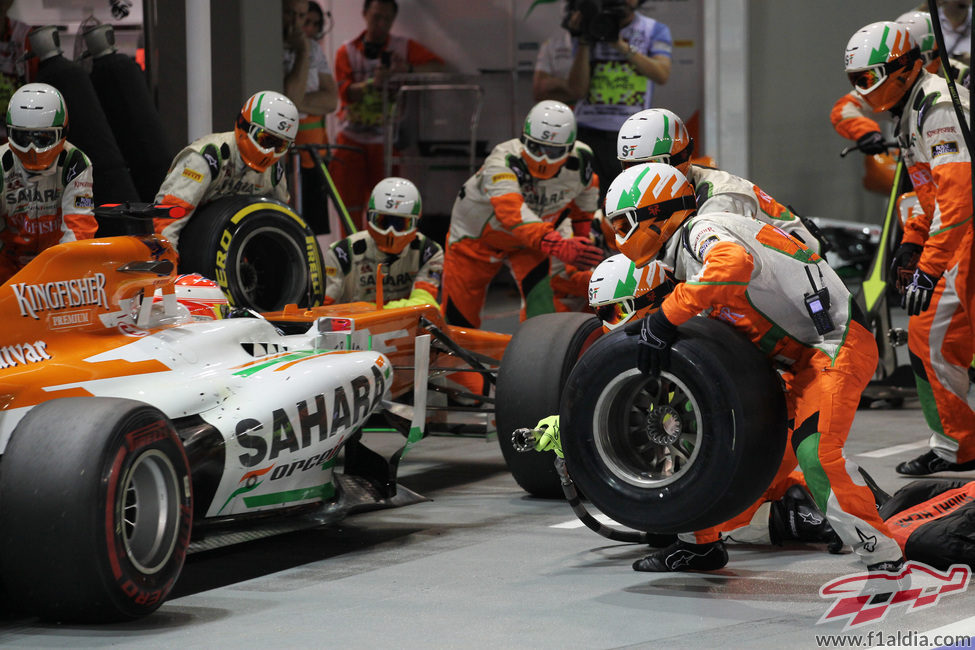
0, 233, 399, 623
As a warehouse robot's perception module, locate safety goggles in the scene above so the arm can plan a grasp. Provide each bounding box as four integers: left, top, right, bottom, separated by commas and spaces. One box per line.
595, 290, 668, 330
620, 142, 694, 170
609, 195, 697, 243
847, 48, 920, 94
369, 211, 417, 234
238, 116, 291, 154
7, 127, 63, 153
524, 138, 571, 160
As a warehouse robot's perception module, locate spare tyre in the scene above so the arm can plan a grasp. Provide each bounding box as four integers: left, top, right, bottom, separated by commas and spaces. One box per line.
560, 317, 788, 533
496, 312, 603, 498
177, 195, 325, 311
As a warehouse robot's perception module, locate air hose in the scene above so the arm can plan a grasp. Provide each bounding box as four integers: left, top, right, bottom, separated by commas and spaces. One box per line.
512, 427, 674, 546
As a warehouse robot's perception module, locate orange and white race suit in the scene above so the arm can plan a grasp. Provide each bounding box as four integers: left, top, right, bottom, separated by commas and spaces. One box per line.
153, 132, 289, 250
894, 70, 975, 463
322, 230, 443, 305
686, 164, 821, 253
658, 212, 901, 565
442, 138, 599, 327
0, 142, 96, 284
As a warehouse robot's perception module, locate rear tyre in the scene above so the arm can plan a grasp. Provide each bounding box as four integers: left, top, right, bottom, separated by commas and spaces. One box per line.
496, 313, 603, 498
0, 397, 192, 622
177, 195, 325, 311
561, 318, 788, 533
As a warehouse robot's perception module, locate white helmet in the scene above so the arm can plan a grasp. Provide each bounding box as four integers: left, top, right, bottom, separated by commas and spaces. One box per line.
896, 11, 938, 69
367, 177, 421, 254
588, 253, 675, 332
521, 100, 576, 179
845, 21, 922, 112
6, 82, 68, 171
616, 108, 693, 174
235, 90, 299, 172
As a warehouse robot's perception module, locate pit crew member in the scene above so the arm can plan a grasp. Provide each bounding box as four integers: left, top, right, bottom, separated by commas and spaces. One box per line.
617, 107, 824, 253
607, 163, 903, 572
153, 90, 298, 250
442, 100, 603, 328
844, 22, 975, 476
0, 82, 96, 284
323, 176, 442, 307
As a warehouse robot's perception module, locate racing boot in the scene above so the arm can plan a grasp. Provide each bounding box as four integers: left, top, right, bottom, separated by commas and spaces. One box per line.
769, 485, 841, 553
632, 539, 728, 572
895, 450, 975, 476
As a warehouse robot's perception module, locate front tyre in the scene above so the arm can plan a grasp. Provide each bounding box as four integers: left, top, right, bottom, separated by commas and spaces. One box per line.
177, 195, 325, 311
561, 318, 788, 533
0, 397, 192, 622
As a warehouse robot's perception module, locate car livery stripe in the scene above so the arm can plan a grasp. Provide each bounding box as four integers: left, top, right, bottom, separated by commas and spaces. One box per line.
233, 350, 324, 377
273, 350, 361, 372
242, 481, 335, 507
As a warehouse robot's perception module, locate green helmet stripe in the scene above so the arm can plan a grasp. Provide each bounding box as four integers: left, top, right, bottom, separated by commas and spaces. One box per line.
614, 261, 638, 298
651, 114, 674, 156
251, 93, 266, 127
54, 96, 66, 127
615, 165, 653, 211
411, 200, 421, 215
868, 25, 892, 65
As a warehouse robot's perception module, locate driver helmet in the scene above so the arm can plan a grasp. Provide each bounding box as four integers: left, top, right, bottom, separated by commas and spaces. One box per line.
844, 21, 922, 112
520, 100, 575, 179
588, 254, 675, 332
616, 108, 693, 175
896, 11, 939, 72
235, 90, 299, 172
6, 83, 68, 172
604, 163, 697, 267
367, 177, 421, 254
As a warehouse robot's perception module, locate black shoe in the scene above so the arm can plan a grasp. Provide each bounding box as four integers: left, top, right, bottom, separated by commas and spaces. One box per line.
770, 485, 836, 546
895, 450, 975, 476
632, 539, 728, 572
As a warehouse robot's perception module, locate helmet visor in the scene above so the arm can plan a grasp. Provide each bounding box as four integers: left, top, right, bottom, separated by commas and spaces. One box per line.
524, 138, 571, 160
8, 127, 63, 153
848, 66, 887, 94
609, 195, 697, 243
239, 116, 291, 154
619, 139, 694, 170
595, 299, 635, 329
369, 211, 417, 234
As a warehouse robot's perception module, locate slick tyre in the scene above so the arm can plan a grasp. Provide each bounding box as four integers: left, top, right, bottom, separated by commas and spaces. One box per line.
561, 317, 788, 533
496, 313, 603, 498
0, 397, 192, 622
178, 195, 325, 311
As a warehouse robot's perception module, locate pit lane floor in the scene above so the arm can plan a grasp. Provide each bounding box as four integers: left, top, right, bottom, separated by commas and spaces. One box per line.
2, 297, 975, 649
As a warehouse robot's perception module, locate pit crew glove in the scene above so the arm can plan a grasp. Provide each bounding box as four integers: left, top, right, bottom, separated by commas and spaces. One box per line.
856, 131, 887, 155
888, 242, 922, 291
626, 310, 679, 376
532, 414, 563, 458
384, 288, 439, 310
903, 267, 941, 316
539, 230, 604, 269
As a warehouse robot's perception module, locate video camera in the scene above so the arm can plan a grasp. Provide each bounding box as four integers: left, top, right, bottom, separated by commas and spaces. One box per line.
562, 0, 629, 43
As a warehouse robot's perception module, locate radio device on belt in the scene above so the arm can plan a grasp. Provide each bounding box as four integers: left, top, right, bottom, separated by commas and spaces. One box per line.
803, 265, 835, 335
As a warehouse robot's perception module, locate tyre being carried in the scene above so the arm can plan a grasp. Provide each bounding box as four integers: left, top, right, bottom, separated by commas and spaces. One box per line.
496, 312, 603, 498
177, 195, 325, 311
560, 317, 789, 533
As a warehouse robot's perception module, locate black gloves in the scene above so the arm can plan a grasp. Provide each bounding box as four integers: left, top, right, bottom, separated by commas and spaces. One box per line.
888, 242, 922, 290
856, 131, 888, 155
626, 310, 679, 376
903, 268, 941, 315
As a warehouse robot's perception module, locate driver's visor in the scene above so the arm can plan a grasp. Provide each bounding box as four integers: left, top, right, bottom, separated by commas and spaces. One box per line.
8, 127, 63, 153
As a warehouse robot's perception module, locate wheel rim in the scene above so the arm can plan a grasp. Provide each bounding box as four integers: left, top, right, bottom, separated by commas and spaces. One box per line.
120, 449, 182, 575
234, 225, 308, 311
592, 368, 703, 488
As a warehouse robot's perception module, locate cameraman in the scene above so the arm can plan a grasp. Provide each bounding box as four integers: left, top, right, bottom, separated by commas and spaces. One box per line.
566, 0, 672, 202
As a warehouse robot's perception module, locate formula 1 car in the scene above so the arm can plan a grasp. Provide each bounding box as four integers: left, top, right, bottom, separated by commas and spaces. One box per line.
0, 232, 398, 623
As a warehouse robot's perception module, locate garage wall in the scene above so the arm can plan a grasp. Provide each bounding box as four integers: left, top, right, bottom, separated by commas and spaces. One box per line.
746, 0, 916, 225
